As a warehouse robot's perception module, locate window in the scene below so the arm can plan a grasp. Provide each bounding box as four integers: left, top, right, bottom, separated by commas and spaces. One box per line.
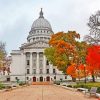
46, 60, 49, 65
48, 38, 50, 40
33, 38, 35, 41
27, 69, 30, 74
26, 77, 29, 80
39, 53, 43, 57
46, 69, 49, 74
36, 37, 38, 39
40, 37, 43, 40
33, 53, 37, 58
33, 60, 36, 66
26, 53, 30, 57
33, 69, 36, 74
40, 60, 43, 67
53, 69, 56, 74
65, 76, 67, 79
27, 60, 30, 65
40, 69, 43, 74
7, 78, 10, 81
54, 76, 56, 79
15, 77, 18, 80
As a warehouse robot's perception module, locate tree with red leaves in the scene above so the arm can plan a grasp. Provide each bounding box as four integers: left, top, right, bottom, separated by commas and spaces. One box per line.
86, 45, 100, 82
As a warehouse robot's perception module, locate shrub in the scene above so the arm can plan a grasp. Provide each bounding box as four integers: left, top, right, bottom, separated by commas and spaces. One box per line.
0, 83, 5, 89
19, 82, 26, 86
54, 81, 60, 85
73, 84, 91, 90
56, 82, 60, 85
97, 87, 100, 93
6, 86, 12, 89
67, 85, 72, 88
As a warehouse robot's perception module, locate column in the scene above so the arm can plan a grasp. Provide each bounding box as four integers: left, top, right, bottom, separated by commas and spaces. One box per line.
49, 64, 53, 74
22, 53, 26, 73
30, 52, 33, 74
43, 55, 46, 74
23, 52, 26, 82
36, 52, 39, 74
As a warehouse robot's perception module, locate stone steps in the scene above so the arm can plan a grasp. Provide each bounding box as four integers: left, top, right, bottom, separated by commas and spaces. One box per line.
32, 82, 53, 85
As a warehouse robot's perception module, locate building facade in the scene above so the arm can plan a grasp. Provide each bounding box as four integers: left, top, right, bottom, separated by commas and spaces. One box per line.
10, 9, 67, 82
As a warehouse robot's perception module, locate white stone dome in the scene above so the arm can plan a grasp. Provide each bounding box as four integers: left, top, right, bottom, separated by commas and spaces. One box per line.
31, 18, 52, 30
27, 9, 53, 43
31, 8, 52, 30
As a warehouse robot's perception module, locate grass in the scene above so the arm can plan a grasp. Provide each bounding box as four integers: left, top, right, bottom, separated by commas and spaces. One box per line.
0, 83, 5, 90
73, 82, 100, 93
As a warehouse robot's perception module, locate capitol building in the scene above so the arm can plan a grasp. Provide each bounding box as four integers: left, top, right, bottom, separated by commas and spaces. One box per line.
10, 9, 67, 82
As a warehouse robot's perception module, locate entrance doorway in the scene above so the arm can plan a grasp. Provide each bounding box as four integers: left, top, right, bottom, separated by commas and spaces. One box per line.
46, 76, 50, 81
33, 77, 36, 82
40, 77, 43, 82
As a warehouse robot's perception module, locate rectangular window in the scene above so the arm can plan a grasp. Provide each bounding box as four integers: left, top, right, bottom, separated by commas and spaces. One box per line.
53, 69, 56, 74
46, 69, 49, 74
65, 76, 67, 79
40, 69, 43, 74
54, 76, 56, 79
27, 60, 30, 65
33, 60, 36, 66
33, 69, 36, 74
26, 77, 29, 80
15, 77, 18, 80
27, 69, 30, 74
40, 60, 43, 67
46, 60, 49, 65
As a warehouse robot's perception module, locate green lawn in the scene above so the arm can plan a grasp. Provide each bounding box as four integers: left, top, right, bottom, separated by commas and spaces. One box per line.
73, 82, 100, 93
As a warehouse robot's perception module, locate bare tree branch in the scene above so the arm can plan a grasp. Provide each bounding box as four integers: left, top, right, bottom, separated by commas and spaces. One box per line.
84, 11, 100, 45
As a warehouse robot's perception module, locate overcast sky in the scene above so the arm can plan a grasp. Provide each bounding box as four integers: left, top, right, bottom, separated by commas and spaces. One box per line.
0, 0, 100, 55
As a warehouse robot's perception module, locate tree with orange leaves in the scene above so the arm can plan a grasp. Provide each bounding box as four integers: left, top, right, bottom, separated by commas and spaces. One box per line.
45, 31, 89, 78
67, 64, 90, 78
45, 31, 80, 73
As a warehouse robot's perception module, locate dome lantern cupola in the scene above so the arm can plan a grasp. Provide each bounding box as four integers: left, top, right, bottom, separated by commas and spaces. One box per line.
39, 8, 44, 18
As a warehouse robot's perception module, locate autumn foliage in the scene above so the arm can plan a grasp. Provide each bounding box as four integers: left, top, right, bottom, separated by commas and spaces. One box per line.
86, 45, 100, 76
45, 31, 81, 72
67, 45, 100, 80
66, 63, 89, 79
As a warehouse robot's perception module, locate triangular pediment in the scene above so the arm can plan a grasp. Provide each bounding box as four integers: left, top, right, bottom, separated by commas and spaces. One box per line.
20, 41, 49, 49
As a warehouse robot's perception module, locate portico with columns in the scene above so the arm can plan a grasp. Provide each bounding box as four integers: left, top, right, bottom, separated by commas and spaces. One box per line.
10, 9, 67, 82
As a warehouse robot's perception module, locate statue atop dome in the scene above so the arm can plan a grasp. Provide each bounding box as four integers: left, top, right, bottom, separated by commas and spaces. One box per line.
39, 8, 44, 18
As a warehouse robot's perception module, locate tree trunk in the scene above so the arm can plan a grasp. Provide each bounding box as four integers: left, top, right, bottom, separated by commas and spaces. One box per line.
92, 75, 95, 82
72, 77, 76, 82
